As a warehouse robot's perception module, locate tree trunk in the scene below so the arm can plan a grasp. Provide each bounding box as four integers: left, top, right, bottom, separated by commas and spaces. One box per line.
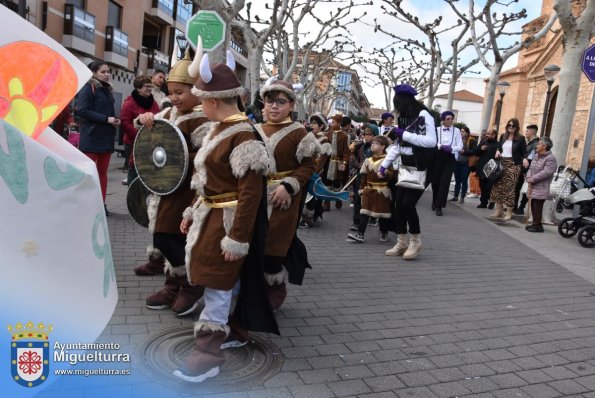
550, 0, 595, 165
549, 40, 589, 165
479, 62, 504, 133
447, 52, 458, 111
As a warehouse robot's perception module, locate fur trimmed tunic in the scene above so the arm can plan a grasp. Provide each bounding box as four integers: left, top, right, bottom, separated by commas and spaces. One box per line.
255, 121, 317, 257
140, 107, 209, 234
323, 128, 350, 184
359, 155, 394, 219
314, 131, 332, 173
185, 120, 270, 290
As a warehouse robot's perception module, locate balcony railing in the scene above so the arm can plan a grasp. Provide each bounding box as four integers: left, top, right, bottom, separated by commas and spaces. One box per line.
105, 26, 128, 57
64, 4, 95, 43
143, 47, 170, 71
175, 1, 192, 24
230, 40, 248, 58
152, 0, 174, 17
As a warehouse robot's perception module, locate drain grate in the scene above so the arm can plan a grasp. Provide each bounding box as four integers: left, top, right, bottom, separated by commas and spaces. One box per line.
134, 327, 284, 393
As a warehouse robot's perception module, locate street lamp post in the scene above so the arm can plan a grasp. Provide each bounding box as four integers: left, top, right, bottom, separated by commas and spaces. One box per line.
495, 81, 510, 134
540, 64, 561, 137
176, 34, 188, 58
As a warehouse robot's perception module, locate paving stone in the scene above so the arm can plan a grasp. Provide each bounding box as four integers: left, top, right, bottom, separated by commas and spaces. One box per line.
548, 379, 591, 395
395, 387, 439, 397
517, 369, 555, 383
398, 371, 439, 387
542, 365, 579, 380
488, 373, 528, 388
427, 381, 470, 397
519, 384, 561, 398
298, 368, 341, 384
327, 379, 372, 396
459, 377, 500, 394
364, 375, 406, 392
288, 384, 334, 398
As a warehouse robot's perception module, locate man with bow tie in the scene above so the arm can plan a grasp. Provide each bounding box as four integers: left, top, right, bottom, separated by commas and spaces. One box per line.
430, 111, 463, 216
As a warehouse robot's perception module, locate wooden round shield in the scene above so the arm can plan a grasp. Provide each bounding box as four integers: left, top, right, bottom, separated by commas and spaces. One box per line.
133, 119, 189, 195
127, 177, 151, 228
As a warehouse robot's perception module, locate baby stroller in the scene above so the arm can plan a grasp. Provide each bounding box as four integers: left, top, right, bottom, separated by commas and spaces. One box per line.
557, 182, 595, 248
550, 166, 589, 213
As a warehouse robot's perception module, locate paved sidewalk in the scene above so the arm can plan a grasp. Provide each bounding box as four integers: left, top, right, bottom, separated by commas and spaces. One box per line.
37, 157, 595, 398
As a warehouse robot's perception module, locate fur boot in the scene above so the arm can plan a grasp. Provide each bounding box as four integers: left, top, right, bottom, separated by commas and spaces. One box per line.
385, 234, 408, 256
489, 203, 504, 219
402, 234, 421, 260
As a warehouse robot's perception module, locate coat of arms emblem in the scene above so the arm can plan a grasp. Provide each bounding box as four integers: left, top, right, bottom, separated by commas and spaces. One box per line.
8, 321, 52, 387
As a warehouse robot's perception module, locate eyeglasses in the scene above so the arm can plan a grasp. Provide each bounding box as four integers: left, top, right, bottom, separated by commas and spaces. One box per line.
507, 124, 517, 128
143, 84, 154, 89
264, 99, 290, 107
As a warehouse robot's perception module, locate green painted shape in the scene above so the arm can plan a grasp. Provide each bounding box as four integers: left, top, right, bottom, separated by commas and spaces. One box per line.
92, 210, 116, 297
0, 120, 28, 204
186, 10, 226, 50
44, 157, 85, 190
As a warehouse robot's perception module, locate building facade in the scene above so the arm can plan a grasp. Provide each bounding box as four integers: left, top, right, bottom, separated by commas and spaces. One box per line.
492, 0, 594, 168
6, 0, 249, 115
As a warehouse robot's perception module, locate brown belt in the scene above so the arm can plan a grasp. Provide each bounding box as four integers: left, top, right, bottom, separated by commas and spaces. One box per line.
202, 192, 239, 208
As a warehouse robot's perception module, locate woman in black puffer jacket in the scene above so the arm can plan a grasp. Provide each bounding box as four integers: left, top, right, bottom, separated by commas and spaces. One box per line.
76, 60, 120, 215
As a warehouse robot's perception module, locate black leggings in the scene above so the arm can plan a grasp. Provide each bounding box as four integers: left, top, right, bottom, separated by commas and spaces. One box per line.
153, 232, 186, 267
393, 187, 424, 234
358, 214, 390, 235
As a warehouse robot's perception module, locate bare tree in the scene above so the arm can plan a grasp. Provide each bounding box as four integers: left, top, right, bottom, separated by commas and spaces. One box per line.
469, 0, 558, 133
232, 0, 291, 104
549, 0, 595, 165
370, 0, 481, 109
265, 0, 370, 119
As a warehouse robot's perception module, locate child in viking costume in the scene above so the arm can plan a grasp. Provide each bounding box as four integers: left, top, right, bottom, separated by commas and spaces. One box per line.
174, 52, 278, 383
347, 135, 393, 243
322, 113, 350, 210
253, 80, 317, 311
134, 47, 209, 316
299, 112, 331, 228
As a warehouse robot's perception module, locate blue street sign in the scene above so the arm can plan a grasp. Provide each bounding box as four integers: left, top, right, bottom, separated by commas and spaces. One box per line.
582, 44, 595, 83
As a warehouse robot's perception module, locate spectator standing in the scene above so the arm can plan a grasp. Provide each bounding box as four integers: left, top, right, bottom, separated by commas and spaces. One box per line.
379, 112, 394, 136
151, 69, 168, 109
450, 126, 476, 204
473, 128, 500, 208
120, 75, 160, 185
514, 124, 540, 215
525, 137, 557, 232
76, 60, 119, 216
431, 111, 463, 216
349, 124, 377, 231
490, 118, 528, 220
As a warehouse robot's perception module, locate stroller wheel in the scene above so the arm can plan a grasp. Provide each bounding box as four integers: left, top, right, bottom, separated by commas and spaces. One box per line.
577, 225, 595, 248
558, 217, 579, 238
555, 200, 565, 213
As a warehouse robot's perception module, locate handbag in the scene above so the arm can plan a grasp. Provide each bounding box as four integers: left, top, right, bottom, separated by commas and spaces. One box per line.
397, 165, 426, 190
483, 159, 503, 182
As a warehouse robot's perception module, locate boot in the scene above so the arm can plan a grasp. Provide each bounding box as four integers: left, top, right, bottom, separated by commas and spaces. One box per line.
146, 271, 179, 309
503, 207, 513, 221
266, 282, 287, 312
173, 324, 227, 383
489, 203, 504, 219
172, 273, 205, 317
402, 234, 421, 260
134, 247, 165, 276
385, 234, 408, 256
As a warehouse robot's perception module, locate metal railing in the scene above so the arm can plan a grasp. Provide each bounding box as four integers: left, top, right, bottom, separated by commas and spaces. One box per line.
152, 0, 174, 16
64, 4, 95, 43
105, 26, 128, 57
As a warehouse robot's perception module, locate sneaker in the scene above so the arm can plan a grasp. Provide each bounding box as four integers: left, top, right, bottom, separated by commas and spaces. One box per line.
349, 224, 358, 231
221, 334, 248, 349
368, 219, 378, 227
379, 232, 389, 242
466, 193, 478, 198
347, 232, 364, 242
298, 220, 310, 229
448, 197, 458, 202
435, 208, 443, 216
459, 198, 465, 204
121, 178, 128, 185
477, 203, 487, 208
526, 225, 544, 233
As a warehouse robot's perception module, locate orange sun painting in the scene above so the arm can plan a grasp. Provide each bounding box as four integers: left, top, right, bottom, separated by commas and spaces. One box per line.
0, 41, 78, 140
